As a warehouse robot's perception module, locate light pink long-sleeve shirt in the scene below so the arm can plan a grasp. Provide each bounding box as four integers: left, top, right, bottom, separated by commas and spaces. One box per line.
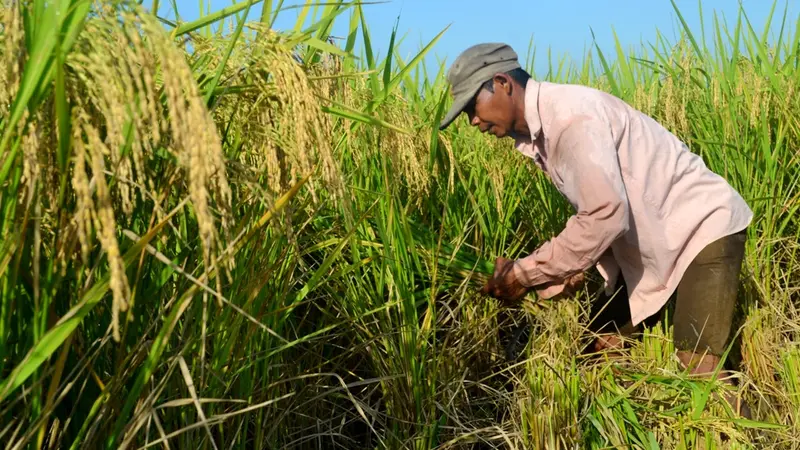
512, 79, 753, 326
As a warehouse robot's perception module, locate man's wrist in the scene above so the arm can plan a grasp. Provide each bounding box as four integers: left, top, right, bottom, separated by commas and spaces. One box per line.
512, 260, 534, 287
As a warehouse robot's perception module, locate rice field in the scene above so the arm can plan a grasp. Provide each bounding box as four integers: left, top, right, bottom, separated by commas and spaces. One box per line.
1, 0, 798, 448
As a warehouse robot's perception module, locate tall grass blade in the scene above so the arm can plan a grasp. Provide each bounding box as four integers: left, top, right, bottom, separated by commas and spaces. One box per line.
670, 0, 703, 57
0, 208, 178, 402
321, 100, 411, 133
590, 27, 621, 97
203, 0, 254, 106
170, 0, 264, 36
374, 25, 449, 105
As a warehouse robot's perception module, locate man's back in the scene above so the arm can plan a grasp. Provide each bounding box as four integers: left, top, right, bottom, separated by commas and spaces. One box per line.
514, 79, 753, 325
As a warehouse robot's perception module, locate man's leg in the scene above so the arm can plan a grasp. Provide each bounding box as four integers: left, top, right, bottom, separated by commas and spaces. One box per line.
672, 230, 750, 416
585, 280, 640, 354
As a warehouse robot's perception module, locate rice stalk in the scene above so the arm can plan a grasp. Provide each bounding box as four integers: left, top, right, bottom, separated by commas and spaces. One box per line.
0, 0, 798, 448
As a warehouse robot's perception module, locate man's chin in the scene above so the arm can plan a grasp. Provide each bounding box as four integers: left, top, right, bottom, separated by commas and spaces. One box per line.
483, 126, 509, 139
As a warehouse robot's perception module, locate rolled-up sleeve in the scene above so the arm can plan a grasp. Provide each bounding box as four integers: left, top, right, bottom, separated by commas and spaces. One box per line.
513, 117, 630, 287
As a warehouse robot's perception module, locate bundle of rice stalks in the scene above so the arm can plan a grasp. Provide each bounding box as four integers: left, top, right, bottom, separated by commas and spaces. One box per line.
408, 221, 495, 290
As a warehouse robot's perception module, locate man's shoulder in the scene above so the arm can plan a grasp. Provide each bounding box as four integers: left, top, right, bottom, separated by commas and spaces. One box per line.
538, 81, 632, 131
539, 80, 610, 100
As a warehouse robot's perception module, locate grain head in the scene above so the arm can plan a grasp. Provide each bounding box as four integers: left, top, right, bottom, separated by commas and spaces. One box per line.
222, 24, 344, 206
0, 0, 23, 120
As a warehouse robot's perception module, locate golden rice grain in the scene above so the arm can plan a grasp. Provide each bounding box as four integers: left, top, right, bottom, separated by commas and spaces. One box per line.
380, 96, 431, 199
67, 5, 234, 283
242, 28, 355, 226
0, 1, 23, 119
71, 110, 94, 267
20, 112, 40, 210
84, 120, 131, 342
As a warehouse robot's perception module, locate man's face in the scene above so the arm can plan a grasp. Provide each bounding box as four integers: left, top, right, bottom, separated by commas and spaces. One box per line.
463, 74, 516, 139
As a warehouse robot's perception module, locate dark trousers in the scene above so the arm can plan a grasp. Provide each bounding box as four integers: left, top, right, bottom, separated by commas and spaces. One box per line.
586, 230, 747, 356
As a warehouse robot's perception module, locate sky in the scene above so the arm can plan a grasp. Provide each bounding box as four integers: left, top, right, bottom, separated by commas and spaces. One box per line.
161, 0, 798, 77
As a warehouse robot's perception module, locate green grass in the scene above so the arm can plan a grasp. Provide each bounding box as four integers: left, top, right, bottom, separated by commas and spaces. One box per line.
0, 0, 798, 448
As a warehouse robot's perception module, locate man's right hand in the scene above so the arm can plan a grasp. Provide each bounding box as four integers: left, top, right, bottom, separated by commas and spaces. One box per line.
480, 257, 585, 303
480, 257, 531, 304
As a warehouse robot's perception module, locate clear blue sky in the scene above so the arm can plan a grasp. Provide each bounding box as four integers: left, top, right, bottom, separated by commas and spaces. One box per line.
160, 0, 797, 77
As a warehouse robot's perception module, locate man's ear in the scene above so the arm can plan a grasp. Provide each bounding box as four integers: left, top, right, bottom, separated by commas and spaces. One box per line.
493, 73, 512, 95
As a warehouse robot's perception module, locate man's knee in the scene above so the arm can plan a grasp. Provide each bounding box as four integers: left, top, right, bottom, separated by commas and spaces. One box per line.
673, 230, 747, 355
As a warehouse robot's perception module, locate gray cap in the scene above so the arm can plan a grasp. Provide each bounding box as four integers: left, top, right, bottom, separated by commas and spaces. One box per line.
439, 43, 522, 130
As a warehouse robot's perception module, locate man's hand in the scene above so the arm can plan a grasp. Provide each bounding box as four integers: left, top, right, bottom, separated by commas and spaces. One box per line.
480, 257, 530, 303
480, 256, 586, 304
534, 272, 585, 300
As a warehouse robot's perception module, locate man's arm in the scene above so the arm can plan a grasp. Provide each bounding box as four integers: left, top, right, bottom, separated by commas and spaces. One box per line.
513, 117, 630, 287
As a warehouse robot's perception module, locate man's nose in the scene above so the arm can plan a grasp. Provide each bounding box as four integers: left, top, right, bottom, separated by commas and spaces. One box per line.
470, 114, 481, 127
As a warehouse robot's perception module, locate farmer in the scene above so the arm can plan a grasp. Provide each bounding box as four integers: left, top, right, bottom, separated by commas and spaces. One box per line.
439, 43, 753, 416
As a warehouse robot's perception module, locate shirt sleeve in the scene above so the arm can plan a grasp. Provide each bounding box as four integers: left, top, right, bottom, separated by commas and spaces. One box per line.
513, 117, 630, 287
596, 248, 621, 295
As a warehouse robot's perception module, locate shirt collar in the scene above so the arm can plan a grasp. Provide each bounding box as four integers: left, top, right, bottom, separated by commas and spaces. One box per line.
523, 78, 542, 140
513, 79, 543, 152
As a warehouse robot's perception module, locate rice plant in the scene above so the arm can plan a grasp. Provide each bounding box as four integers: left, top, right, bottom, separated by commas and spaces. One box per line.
0, 0, 797, 448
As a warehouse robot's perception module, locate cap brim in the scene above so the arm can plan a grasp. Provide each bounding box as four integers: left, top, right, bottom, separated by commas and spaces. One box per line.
439, 57, 522, 130
438, 86, 479, 130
